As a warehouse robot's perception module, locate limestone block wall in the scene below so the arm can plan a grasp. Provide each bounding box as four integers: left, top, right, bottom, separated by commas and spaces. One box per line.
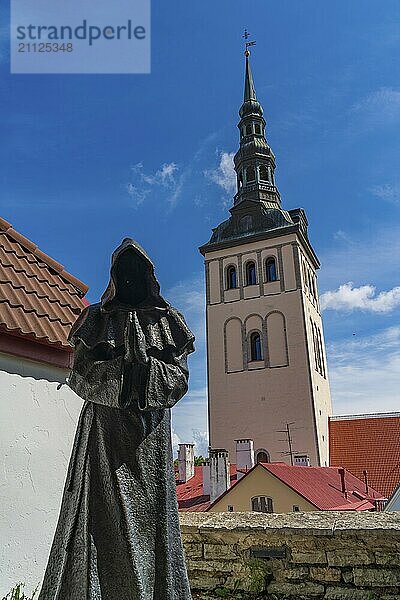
180, 512, 400, 599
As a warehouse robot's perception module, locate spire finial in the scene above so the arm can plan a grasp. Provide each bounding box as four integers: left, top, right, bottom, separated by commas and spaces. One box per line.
243, 28, 256, 57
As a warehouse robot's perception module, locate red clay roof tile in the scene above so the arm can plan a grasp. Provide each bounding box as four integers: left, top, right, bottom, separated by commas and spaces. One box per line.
330, 414, 400, 499
0, 218, 88, 349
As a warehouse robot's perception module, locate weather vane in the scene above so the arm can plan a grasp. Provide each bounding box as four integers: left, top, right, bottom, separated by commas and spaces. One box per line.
243, 28, 256, 57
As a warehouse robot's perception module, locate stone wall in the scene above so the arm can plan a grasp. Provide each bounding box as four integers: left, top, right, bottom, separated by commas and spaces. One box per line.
180, 511, 400, 599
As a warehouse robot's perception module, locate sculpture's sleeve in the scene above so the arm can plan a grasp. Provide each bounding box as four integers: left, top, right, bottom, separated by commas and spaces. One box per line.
135, 349, 190, 412
67, 339, 123, 408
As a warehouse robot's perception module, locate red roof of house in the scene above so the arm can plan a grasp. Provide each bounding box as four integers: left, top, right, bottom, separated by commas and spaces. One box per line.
0, 217, 88, 351
256, 462, 383, 511
177, 462, 384, 512
329, 413, 400, 499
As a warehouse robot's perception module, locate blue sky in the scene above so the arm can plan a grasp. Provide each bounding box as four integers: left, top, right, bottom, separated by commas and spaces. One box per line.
1, 1, 399, 455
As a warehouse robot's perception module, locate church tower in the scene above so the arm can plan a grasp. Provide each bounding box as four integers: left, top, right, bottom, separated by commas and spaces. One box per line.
199, 51, 332, 467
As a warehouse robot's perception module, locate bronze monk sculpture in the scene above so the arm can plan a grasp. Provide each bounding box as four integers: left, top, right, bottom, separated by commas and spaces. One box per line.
39, 238, 194, 599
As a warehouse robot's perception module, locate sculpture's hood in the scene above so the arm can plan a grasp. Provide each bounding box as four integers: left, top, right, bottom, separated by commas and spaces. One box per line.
101, 238, 168, 311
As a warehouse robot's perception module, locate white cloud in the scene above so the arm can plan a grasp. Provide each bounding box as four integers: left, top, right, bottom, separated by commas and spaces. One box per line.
126, 161, 182, 207
328, 326, 400, 415
204, 151, 236, 196
167, 274, 208, 453
351, 88, 400, 127
369, 182, 400, 205
320, 282, 400, 313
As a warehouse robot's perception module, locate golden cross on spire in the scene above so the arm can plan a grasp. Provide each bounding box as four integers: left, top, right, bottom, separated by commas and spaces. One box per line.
243, 28, 256, 57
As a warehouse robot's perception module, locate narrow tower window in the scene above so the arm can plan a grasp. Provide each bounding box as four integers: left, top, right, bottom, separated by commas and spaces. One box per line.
246, 166, 256, 182
250, 332, 262, 361
245, 124, 252, 135
246, 261, 257, 285
265, 257, 278, 282
226, 266, 237, 290
259, 165, 269, 182
254, 123, 261, 134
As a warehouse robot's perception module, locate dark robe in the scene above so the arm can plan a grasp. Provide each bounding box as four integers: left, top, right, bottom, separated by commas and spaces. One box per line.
39, 239, 195, 600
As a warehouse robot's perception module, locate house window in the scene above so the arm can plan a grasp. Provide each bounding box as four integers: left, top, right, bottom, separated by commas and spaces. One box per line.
293, 505, 300, 512
227, 505, 234, 512
259, 165, 269, 182
226, 266, 237, 290
265, 257, 278, 282
250, 332, 262, 361
246, 166, 256, 182
251, 496, 273, 513
245, 261, 257, 285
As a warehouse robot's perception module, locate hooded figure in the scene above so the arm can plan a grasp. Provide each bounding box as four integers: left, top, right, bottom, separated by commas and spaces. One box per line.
39, 239, 195, 600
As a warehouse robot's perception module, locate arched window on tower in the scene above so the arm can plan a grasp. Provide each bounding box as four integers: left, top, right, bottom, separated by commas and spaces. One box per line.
265, 257, 278, 282
245, 123, 252, 135
250, 332, 262, 361
246, 261, 257, 285
254, 123, 261, 134
246, 166, 256, 182
259, 164, 269, 182
226, 266, 237, 290
238, 171, 243, 189
256, 450, 270, 463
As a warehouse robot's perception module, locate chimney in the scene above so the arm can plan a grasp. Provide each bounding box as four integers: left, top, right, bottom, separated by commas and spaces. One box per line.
363, 469, 369, 495
202, 459, 210, 496
338, 467, 348, 499
235, 439, 255, 480
210, 449, 230, 502
178, 443, 195, 483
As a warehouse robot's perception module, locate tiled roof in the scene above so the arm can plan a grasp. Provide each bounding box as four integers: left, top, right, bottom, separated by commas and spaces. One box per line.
257, 462, 384, 510
330, 413, 400, 499
177, 462, 384, 512
0, 217, 88, 349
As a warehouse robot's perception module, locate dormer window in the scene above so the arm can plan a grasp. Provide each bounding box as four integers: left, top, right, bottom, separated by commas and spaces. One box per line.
246, 261, 257, 285
246, 166, 256, 182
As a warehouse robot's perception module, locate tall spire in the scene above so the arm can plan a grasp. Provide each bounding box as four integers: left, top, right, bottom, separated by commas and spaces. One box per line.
244, 54, 257, 102
233, 46, 280, 207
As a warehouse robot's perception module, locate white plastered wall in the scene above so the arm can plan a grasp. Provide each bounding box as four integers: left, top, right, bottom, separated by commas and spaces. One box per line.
0, 352, 83, 596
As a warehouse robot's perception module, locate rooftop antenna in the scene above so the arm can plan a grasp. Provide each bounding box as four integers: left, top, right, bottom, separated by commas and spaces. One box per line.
243, 28, 256, 57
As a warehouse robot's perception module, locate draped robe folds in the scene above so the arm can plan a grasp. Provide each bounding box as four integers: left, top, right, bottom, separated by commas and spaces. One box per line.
39, 239, 195, 600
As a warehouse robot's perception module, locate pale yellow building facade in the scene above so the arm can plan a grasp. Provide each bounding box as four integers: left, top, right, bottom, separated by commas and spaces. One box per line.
209, 465, 316, 513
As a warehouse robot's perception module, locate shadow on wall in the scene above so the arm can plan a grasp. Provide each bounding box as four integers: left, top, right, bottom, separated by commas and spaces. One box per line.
0, 353, 69, 384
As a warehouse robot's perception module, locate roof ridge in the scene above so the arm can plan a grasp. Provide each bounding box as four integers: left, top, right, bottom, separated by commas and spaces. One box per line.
0, 217, 88, 295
